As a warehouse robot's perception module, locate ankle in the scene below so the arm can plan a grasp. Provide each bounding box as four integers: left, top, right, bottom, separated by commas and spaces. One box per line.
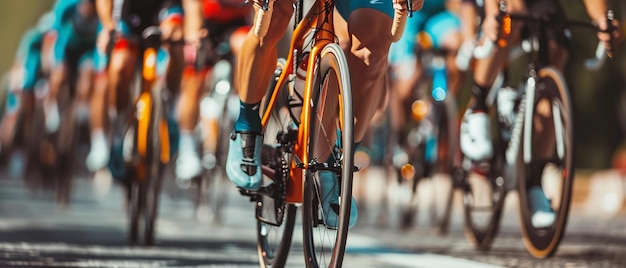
234, 100, 262, 134
471, 83, 490, 112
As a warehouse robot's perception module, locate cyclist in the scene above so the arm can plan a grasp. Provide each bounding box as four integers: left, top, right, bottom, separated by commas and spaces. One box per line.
387, 0, 463, 169
459, 0, 620, 228
225, 0, 425, 228
42, 0, 99, 135
174, 0, 252, 184
88, 0, 185, 172
0, 14, 53, 153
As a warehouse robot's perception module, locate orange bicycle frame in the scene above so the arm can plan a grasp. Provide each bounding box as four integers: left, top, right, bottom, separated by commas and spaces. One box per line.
260, 0, 338, 204
135, 46, 171, 181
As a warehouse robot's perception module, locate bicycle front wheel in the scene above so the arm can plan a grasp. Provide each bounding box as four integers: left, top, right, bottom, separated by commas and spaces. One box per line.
517, 67, 573, 258
302, 43, 354, 268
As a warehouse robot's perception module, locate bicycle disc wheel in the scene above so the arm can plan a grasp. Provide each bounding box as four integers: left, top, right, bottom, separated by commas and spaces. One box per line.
517, 67, 573, 258
302, 43, 354, 268
256, 58, 297, 267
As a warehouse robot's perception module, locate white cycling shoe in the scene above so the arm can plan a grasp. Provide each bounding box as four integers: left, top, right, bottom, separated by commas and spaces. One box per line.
175, 134, 202, 188
86, 134, 110, 172
45, 101, 60, 134
528, 186, 556, 228
460, 109, 494, 161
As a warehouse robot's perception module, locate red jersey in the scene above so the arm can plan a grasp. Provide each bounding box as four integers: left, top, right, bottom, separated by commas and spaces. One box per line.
203, 0, 251, 23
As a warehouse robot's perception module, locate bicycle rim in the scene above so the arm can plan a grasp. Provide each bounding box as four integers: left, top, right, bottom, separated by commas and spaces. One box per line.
302, 43, 354, 268
518, 67, 573, 258
256, 58, 296, 267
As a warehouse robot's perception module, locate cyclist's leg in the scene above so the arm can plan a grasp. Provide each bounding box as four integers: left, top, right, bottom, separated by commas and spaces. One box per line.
195, 22, 250, 176
0, 42, 41, 147
46, 24, 74, 135
87, 24, 137, 172
75, 51, 94, 125
226, 0, 293, 190
329, 0, 395, 227
159, 4, 204, 182
460, 0, 526, 162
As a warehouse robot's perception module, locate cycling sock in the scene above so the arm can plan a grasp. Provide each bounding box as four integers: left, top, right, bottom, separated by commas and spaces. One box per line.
234, 100, 262, 134
471, 83, 490, 112
178, 131, 195, 154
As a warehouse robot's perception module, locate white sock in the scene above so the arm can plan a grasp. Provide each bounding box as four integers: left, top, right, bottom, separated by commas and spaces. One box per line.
178, 131, 196, 155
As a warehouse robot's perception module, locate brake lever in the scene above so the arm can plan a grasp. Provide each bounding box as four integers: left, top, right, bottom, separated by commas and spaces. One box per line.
407, 0, 413, 18
605, 9, 615, 58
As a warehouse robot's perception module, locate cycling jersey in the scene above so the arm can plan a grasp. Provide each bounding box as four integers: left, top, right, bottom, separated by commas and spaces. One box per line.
15, 29, 46, 91
118, 0, 183, 35
50, 0, 98, 68
203, 0, 250, 23
388, 0, 460, 65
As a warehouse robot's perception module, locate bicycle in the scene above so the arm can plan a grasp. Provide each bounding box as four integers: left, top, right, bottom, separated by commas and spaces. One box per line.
235, 0, 409, 266
117, 26, 180, 246
459, 0, 615, 258
393, 32, 459, 234
190, 24, 247, 223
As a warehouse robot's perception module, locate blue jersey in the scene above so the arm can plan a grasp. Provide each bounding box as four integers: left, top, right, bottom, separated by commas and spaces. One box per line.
51, 0, 83, 27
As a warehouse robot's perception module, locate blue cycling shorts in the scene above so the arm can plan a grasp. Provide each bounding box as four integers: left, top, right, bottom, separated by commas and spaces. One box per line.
335, 0, 395, 20
93, 4, 183, 72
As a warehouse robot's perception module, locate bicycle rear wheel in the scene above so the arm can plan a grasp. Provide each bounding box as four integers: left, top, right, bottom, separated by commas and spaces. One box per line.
143, 86, 166, 246
302, 43, 354, 268
256, 58, 297, 267
517, 67, 573, 258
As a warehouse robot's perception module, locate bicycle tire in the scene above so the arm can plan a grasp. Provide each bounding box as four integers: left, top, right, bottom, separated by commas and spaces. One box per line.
517, 67, 573, 258
256, 58, 296, 267
54, 104, 77, 207
128, 178, 141, 244
302, 43, 354, 268
143, 86, 166, 246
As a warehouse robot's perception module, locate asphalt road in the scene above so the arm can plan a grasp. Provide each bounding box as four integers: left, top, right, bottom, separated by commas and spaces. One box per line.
0, 158, 625, 268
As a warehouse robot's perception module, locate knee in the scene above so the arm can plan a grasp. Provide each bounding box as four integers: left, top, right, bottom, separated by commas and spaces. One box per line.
441, 31, 462, 52
160, 20, 183, 42
109, 51, 132, 80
